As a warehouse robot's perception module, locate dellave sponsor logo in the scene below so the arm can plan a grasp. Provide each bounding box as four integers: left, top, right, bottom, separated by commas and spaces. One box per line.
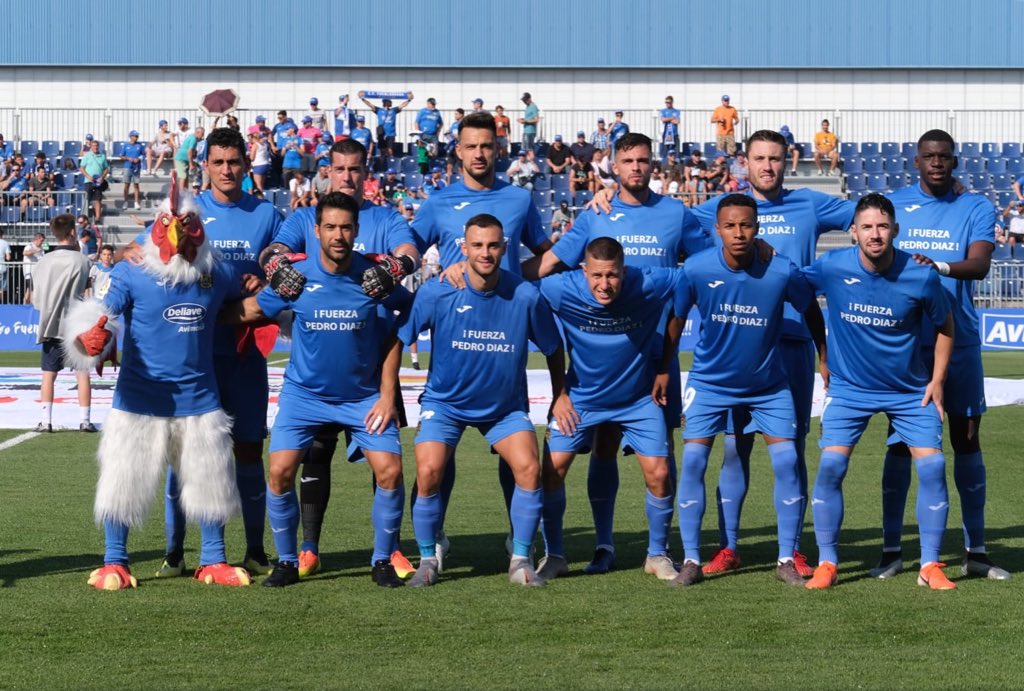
163, 303, 207, 324
982, 313, 1024, 350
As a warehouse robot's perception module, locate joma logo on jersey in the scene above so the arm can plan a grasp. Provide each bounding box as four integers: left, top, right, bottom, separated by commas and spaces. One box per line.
163, 303, 207, 324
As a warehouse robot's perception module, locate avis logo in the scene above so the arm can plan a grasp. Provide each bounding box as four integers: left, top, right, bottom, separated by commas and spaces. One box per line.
162, 303, 207, 324
982, 313, 1024, 350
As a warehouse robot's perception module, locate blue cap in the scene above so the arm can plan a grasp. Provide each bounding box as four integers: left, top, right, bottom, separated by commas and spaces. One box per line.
178, 117, 188, 125
517, 150, 526, 156
430, 165, 442, 173
722, 94, 730, 101
159, 119, 167, 126
128, 130, 139, 137
577, 130, 585, 137
597, 118, 605, 123
408, 185, 418, 192
387, 168, 397, 174
310, 97, 318, 104
256, 114, 266, 122
779, 124, 790, 133
356, 115, 365, 122
554, 134, 562, 142
302, 115, 313, 123
339, 94, 348, 100
473, 98, 483, 105
85, 133, 94, 141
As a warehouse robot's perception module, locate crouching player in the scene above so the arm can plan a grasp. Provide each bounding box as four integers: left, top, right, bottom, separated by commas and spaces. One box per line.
65, 179, 252, 590
662, 194, 826, 587
401, 214, 566, 587
535, 237, 679, 582
802, 193, 956, 590
222, 192, 411, 588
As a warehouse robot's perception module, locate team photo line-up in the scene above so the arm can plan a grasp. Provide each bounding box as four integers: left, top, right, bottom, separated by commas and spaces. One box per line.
45, 113, 1006, 590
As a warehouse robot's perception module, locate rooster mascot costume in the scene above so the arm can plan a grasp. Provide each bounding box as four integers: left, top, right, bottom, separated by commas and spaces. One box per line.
62, 175, 253, 590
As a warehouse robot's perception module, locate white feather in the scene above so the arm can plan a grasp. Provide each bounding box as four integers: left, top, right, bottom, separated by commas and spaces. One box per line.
173, 408, 240, 525
58, 299, 119, 372
95, 409, 169, 526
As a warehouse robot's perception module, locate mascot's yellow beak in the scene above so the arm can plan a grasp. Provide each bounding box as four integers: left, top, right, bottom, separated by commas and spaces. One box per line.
165, 217, 182, 250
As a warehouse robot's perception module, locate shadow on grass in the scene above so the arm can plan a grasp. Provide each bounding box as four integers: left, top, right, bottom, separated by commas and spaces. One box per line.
1, 549, 166, 587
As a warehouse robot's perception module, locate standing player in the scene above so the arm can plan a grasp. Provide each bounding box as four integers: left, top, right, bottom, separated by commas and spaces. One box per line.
413, 111, 551, 562
687, 130, 853, 576
664, 194, 824, 587
535, 237, 678, 582
224, 192, 411, 588
152, 128, 282, 579
260, 137, 420, 578
524, 132, 710, 575
875, 130, 1007, 580
401, 214, 566, 587
802, 193, 956, 590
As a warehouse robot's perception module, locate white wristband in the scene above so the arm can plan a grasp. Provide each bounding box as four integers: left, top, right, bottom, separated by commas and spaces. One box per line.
935, 261, 951, 276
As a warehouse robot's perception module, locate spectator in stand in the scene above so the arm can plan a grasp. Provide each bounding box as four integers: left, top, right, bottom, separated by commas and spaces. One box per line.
312, 162, 331, 202
212, 114, 240, 132
79, 133, 97, 158
76, 215, 99, 248
272, 110, 297, 185
422, 166, 446, 197
727, 151, 749, 191
416, 97, 444, 156
648, 161, 664, 194
390, 181, 408, 207
79, 228, 98, 260
22, 231, 46, 304
571, 130, 595, 167
1, 161, 27, 209
87, 244, 115, 300
172, 118, 195, 188
381, 168, 401, 202
711, 94, 739, 155
1012, 173, 1024, 202
33, 151, 56, 184
334, 94, 355, 140
79, 139, 109, 223
661, 149, 683, 188
248, 132, 272, 192
289, 169, 313, 209
545, 134, 573, 176
273, 110, 297, 141
551, 199, 573, 233
570, 157, 592, 192
519, 92, 540, 154
350, 114, 375, 160
314, 132, 332, 168
660, 95, 681, 157
279, 123, 304, 188
609, 110, 629, 153
0, 133, 12, 161
298, 115, 321, 174
508, 149, 539, 190
589, 148, 617, 194
780, 125, 800, 176
22, 166, 56, 215
1002, 200, 1024, 251
306, 97, 329, 131
247, 114, 269, 137
684, 148, 708, 206
446, 108, 465, 182
192, 127, 207, 189
359, 90, 414, 159
471, 98, 487, 115
363, 166, 383, 205
121, 130, 145, 209
591, 118, 611, 152
494, 105, 511, 158
147, 120, 175, 176
0, 228, 11, 303
705, 154, 730, 196
413, 135, 430, 174
813, 118, 840, 176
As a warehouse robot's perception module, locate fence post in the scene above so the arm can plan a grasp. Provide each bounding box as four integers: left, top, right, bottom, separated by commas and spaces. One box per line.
947, 110, 956, 141
104, 109, 112, 144
12, 110, 20, 146
741, 110, 749, 146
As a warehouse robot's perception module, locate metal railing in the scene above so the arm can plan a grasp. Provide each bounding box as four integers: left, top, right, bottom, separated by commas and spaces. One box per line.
0, 191, 88, 242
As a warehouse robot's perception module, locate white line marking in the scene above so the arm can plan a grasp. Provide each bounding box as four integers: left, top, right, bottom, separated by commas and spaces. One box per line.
267, 357, 289, 367
0, 431, 40, 451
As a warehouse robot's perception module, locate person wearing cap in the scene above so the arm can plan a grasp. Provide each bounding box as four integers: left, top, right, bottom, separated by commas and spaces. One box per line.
415, 97, 444, 156
147, 120, 174, 176
683, 148, 708, 206
779, 125, 801, 176
381, 168, 401, 203
172, 118, 194, 188
545, 134, 573, 176
609, 110, 630, 154
78, 133, 98, 159
518, 92, 540, 155
359, 90, 414, 159
494, 105, 511, 158
471, 97, 487, 115
311, 160, 332, 201
508, 149, 539, 190
422, 166, 446, 197
661, 148, 684, 193
570, 130, 595, 167
122, 129, 145, 209
279, 123, 304, 189
591, 118, 610, 152
298, 116, 321, 174
711, 94, 739, 155
660, 95, 681, 159
333, 94, 355, 140
551, 198, 573, 233
79, 139, 110, 223
247, 114, 269, 137
314, 131, 332, 167
305, 97, 329, 131
350, 114, 375, 159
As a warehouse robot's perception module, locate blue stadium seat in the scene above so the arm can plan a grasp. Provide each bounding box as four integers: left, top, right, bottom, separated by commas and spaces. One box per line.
881, 142, 900, 156
553, 189, 571, 206
41, 140, 60, 158
1002, 143, 1022, 158
964, 157, 986, 174
682, 141, 701, 156
495, 171, 509, 183
532, 175, 550, 192
538, 206, 554, 227
451, 173, 462, 184
867, 174, 889, 191
392, 143, 404, 156
63, 140, 80, 157
984, 190, 999, 205
859, 142, 880, 157
535, 142, 549, 158
55, 192, 71, 208
550, 174, 569, 191
406, 172, 423, 188
959, 142, 980, 158
889, 173, 907, 190
20, 140, 38, 157
1, 207, 19, 223
797, 142, 813, 158
847, 189, 865, 201
997, 191, 1015, 207
901, 142, 918, 159
112, 141, 126, 158
988, 157, 1007, 174
883, 156, 905, 172
863, 157, 884, 173
510, 143, 521, 157
494, 157, 511, 173
531, 190, 551, 207
908, 170, 920, 185
400, 157, 418, 175
843, 158, 863, 174
702, 142, 718, 158
981, 143, 1000, 158
840, 142, 858, 158
574, 190, 594, 205
846, 174, 867, 191
972, 173, 992, 191
954, 171, 971, 187
1006, 159, 1024, 176
26, 206, 48, 223
993, 243, 1013, 261
993, 173, 1013, 190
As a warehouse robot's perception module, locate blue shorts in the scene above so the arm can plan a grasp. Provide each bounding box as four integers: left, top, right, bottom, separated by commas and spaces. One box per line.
270, 391, 401, 456
415, 405, 534, 448
925, 345, 986, 418
547, 396, 669, 458
214, 354, 269, 443
821, 386, 944, 450
724, 338, 814, 437
683, 384, 797, 441
252, 164, 271, 176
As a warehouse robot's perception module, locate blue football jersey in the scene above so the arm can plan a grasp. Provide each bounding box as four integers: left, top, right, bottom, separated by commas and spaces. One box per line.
257, 253, 411, 403
660, 108, 680, 141
274, 200, 414, 256
121, 142, 145, 172
691, 188, 854, 340
802, 247, 950, 394
398, 271, 561, 422
104, 258, 243, 417
412, 179, 547, 271
675, 248, 815, 396
889, 184, 995, 347
416, 108, 443, 136
540, 266, 678, 410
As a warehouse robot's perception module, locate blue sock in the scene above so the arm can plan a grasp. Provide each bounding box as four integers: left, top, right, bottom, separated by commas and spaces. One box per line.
103, 520, 130, 565
267, 486, 299, 565
371, 485, 404, 564
953, 451, 986, 552
793, 433, 808, 552
412, 493, 442, 558
199, 521, 227, 566
811, 451, 849, 565
510, 485, 543, 557
498, 459, 516, 522
768, 441, 801, 561
678, 442, 711, 563
881, 451, 912, 550
716, 435, 750, 551
587, 454, 618, 549
915, 453, 949, 565
164, 468, 186, 554
235, 460, 266, 551
541, 484, 567, 558
645, 490, 673, 558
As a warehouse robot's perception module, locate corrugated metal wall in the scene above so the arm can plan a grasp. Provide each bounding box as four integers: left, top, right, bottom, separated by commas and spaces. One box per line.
5, 0, 1023, 68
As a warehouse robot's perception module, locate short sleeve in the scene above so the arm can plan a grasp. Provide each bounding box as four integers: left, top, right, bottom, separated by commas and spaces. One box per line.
923, 270, 951, 327
672, 266, 694, 318
526, 290, 562, 356
812, 192, 856, 235
522, 202, 548, 252
800, 256, 827, 293
784, 261, 815, 312
102, 262, 134, 316
538, 272, 566, 312
411, 198, 438, 253
397, 281, 436, 345
273, 210, 309, 253
256, 284, 287, 319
